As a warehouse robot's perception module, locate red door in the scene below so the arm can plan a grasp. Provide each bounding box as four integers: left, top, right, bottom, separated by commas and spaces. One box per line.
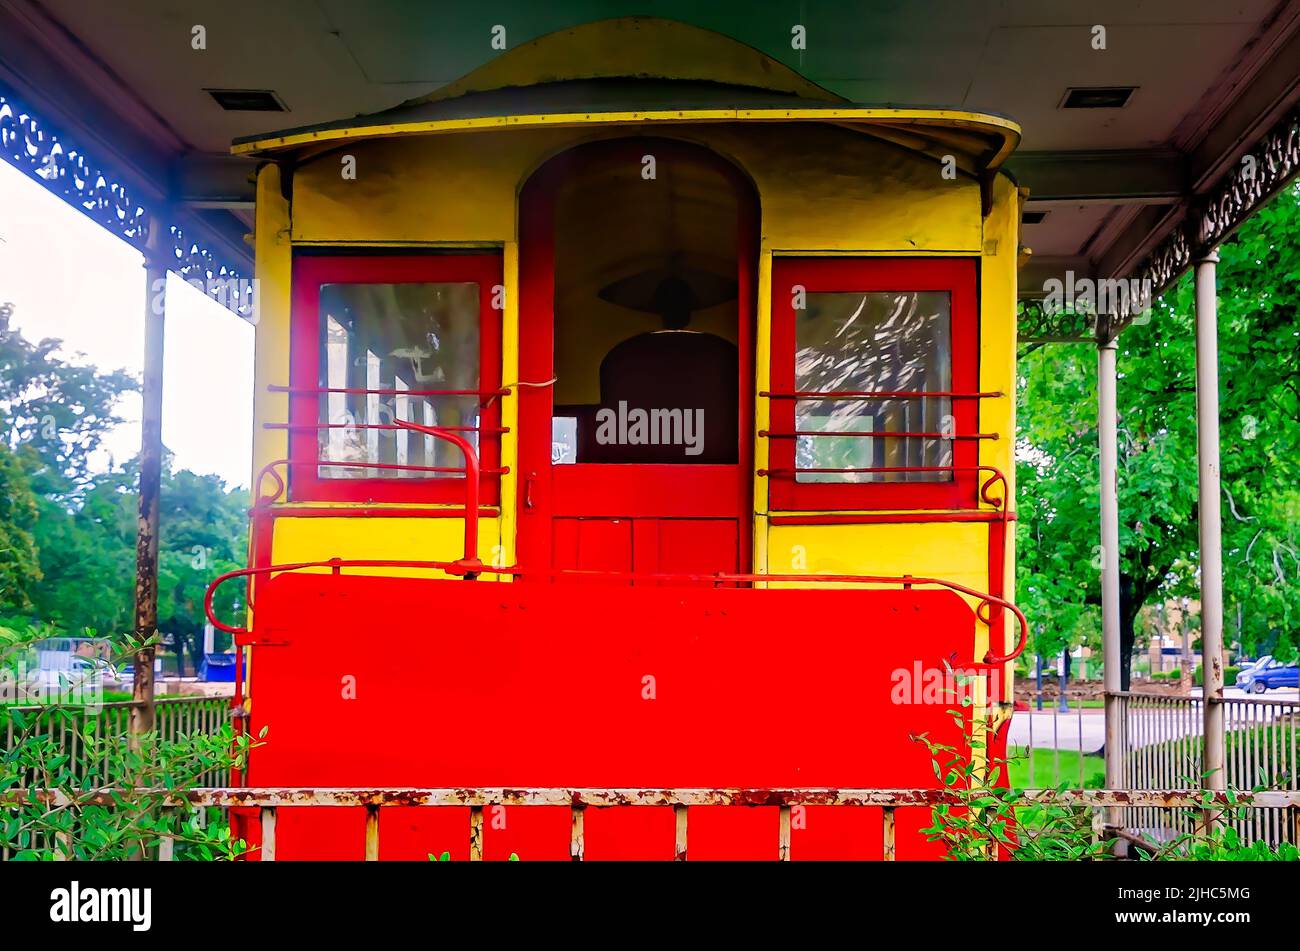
516, 139, 756, 581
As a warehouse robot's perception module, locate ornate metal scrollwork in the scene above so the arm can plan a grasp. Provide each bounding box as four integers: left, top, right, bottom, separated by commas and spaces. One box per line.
1197, 108, 1300, 249
170, 224, 256, 321
1016, 300, 1095, 343
1020, 108, 1299, 341
0, 90, 149, 247
1117, 108, 1299, 325
1, 83, 252, 321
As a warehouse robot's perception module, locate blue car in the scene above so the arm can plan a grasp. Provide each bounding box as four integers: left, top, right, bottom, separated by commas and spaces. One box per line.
1236, 656, 1300, 694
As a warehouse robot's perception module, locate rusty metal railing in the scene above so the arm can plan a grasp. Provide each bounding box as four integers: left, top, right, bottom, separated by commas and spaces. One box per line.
10, 786, 1300, 862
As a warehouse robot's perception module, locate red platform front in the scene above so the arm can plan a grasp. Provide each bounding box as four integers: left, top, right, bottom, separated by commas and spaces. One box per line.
242, 573, 981, 859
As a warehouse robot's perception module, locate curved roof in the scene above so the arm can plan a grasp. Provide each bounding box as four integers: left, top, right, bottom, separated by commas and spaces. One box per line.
232, 17, 1020, 172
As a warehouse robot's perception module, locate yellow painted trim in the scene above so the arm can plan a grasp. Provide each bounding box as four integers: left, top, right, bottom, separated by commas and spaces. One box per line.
261, 502, 492, 512
753, 514, 769, 588
287, 240, 506, 249
752, 248, 773, 571
497, 241, 521, 576
250, 165, 293, 490
233, 108, 1020, 170
768, 248, 987, 257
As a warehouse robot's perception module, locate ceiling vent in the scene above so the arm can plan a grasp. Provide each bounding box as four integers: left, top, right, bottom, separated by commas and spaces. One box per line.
1061, 86, 1135, 109
206, 89, 287, 112
1022, 210, 1049, 225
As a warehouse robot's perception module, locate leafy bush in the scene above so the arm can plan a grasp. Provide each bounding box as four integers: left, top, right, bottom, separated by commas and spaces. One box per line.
1, 623, 255, 860
914, 665, 1297, 861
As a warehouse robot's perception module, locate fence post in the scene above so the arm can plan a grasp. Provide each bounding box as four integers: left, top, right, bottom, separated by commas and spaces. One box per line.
778, 805, 791, 861
469, 805, 484, 860
364, 805, 380, 861
570, 805, 585, 861
882, 806, 897, 861
158, 807, 175, 862
260, 807, 277, 861
673, 805, 688, 861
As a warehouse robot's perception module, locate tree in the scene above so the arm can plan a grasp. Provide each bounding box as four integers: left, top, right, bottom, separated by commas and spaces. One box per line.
0, 304, 249, 653
157, 469, 249, 672
0, 443, 40, 611
1017, 183, 1300, 689
0, 302, 136, 495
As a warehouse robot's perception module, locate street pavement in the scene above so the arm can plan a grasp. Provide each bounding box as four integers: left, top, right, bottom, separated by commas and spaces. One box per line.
1007, 686, 1298, 753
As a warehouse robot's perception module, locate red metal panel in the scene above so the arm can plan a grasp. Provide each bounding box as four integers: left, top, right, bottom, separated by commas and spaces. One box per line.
645, 518, 739, 579
247, 574, 980, 859
552, 518, 633, 581
550, 465, 740, 518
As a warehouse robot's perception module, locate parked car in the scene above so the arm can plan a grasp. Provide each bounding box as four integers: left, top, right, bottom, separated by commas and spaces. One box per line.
30, 657, 117, 695
1235, 656, 1300, 694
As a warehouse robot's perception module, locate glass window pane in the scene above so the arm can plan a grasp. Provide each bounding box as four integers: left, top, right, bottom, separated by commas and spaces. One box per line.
317, 282, 479, 479
795, 291, 952, 483
551, 417, 578, 465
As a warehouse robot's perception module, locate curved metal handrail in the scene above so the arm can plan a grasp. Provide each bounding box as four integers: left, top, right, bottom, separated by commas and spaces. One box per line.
205, 560, 1027, 665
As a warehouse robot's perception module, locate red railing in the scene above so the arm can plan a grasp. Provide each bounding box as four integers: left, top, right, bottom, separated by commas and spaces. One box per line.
205, 559, 1026, 665
757, 388, 1014, 673
758, 388, 1002, 442
224, 387, 1025, 714
760, 389, 1003, 400
268, 383, 509, 404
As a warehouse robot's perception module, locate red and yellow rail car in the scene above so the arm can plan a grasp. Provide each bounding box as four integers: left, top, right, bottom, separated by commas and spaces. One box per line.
210, 18, 1026, 860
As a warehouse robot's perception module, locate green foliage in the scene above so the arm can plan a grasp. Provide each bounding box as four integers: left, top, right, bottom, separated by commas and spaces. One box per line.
1164, 823, 1299, 861
1017, 183, 1300, 680
428, 849, 520, 861
0, 444, 40, 610
1, 624, 254, 860
914, 668, 1298, 860
913, 668, 1110, 861
0, 302, 136, 494
0, 306, 248, 663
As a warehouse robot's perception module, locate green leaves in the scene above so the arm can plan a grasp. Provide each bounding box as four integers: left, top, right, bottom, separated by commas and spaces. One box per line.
1, 623, 253, 860
1018, 182, 1300, 670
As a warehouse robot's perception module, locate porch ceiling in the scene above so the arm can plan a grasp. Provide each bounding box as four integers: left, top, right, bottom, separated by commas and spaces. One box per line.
2, 0, 1298, 291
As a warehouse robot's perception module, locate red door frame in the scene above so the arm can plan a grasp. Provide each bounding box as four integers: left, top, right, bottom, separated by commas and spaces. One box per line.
515, 137, 757, 575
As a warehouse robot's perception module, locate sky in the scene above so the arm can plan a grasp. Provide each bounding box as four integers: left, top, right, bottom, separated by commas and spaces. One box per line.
0, 160, 254, 488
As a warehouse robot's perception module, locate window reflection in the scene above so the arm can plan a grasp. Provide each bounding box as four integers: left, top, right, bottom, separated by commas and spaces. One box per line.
795, 291, 952, 483
317, 282, 480, 478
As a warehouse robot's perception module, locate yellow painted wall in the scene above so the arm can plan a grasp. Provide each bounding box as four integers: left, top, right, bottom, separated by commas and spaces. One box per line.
288, 124, 982, 251
251, 119, 1018, 698
270, 517, 504, 578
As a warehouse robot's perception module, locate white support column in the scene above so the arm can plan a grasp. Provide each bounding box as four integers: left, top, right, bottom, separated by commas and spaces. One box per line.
1194, 251, 1226, 797
1097, 330, 1123, 814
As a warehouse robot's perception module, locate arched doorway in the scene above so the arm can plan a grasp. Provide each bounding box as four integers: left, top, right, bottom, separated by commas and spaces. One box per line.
516, 137, 757, 579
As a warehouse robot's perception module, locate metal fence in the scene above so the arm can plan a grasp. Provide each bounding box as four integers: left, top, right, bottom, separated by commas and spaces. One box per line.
1009, 692, 1104, 789
1, 696, 231, 786
8, 690, 1299, 857
1114, 691, 1299, 847
15, 786, 1300, 861
2, 695, 232, 860
1008, 688, 1298, 847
